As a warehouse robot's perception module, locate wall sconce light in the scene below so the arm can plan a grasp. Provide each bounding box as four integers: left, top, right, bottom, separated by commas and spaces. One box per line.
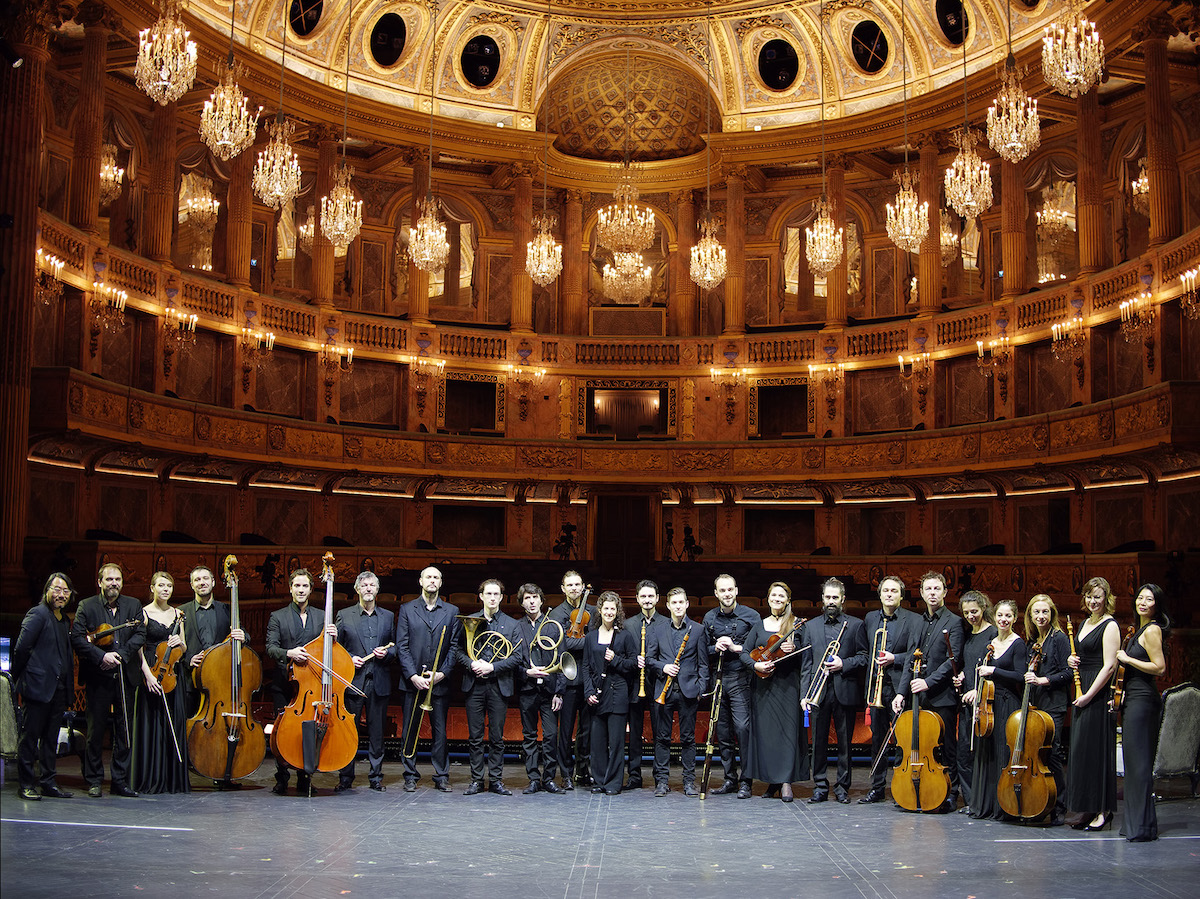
507, 362, 545, 422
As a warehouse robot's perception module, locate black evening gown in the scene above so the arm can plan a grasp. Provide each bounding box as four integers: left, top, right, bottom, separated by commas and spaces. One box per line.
740, 620, 809, 785
969, 637, 1026, 819
1120, 626, 1161, 841
957, 624, 998, 807
132, 617, 191, 794
1065, 618, 1117, 817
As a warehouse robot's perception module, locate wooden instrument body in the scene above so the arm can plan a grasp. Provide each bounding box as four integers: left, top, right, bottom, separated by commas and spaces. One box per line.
750, 618, 800, 677
1110, 625, 1136, 712
973, 647, 995, 738
151, 614, 185, 694
997, 643, 1056, 820
891, 650, 951, 813
86, 619, 139, 647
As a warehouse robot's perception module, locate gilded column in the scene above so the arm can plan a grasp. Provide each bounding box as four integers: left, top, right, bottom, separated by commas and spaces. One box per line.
825, 157, 850, 324
723, 166, 746, 335
511, 164, 534, 331
1001, 158, 1027, 299
68, 2, 113, 234
407, 148, 431, 323
917, 135, 942, 313
1138, 15, 1181, 246
225, 143, 254, 287
1076, 88, 1104, 273
561, 189, 584, 334
311, 124, 338, 307
671, 190, 696, 337
144, 102, 178, 263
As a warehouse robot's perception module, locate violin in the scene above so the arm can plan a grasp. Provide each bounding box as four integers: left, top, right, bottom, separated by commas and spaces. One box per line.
149, 612, 186, 694
1110, 625, 1136, 714
997, 641, 1057, 821
891, 649, 951, 813
750, 617, 803, 677
973, 646, 995, 739
566, 583, 592, 639
85, 619, 140, 647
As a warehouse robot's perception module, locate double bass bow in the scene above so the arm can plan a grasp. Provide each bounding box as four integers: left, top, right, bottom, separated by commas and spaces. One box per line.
997, 641, 1056, 821
891, 649, 951, 813
148, 611, 186, 763
187, 555, 266, 783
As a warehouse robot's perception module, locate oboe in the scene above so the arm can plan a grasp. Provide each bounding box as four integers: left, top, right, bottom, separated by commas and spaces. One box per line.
638, 618, 647, 698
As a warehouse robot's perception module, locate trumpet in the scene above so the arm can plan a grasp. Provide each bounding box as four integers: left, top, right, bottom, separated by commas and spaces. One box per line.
866, 620, 888, 709
802, 621, 847, 709
458, 615, 515, 662
529, 615, 577, 680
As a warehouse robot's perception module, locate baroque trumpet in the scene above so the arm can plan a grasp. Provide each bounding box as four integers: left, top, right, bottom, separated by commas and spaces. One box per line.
803, 621, 848, 708
866, 619, 888, 709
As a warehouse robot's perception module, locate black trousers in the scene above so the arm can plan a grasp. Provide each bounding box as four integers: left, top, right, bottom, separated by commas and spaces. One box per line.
955, 700, 978, 806
930, 704, 960, 801
1046, 707, 1067, 818
654, 689, 698, 786
557, 685, 591, 777
626, 685, 658, 778
811, 696, 855, 793
18, 684, 68, 790
518, 687, 558, 783
465, 679, 509, 783
84, 674, 135, 788
399, 690, 451, 781
339, 688, 388, 785
590, 710, 627, 792
716, 675, 752, 783
867, 690, 897, 793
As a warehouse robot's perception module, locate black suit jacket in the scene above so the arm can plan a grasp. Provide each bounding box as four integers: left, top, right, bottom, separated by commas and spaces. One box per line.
800, 614, 869, 707
179, 599, 233, 669
336, 604, 396, 698
13, 603, 73, 703
548, 600, 597, 687
648, 617, 709, 700
582, 628, 637, 715
898, 605, 966, 709
626, 611, 668, 697
516, 614, 566, 695
69, 594, 146, 688
395, 597, 460, 696
863, 607, 920, 694
265, 602, 327, 663
457, 610, 523, 698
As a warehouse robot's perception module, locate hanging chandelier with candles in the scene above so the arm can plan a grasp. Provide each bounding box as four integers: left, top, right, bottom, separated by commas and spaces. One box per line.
944, 26, 992, 222
99, 143, 124, 206
254, 11, 302, 210
603, 251, 652, 304
940, 210, 960, 266
200, 3, 260, 161
526, 0, 562, 288
320, 1, 362, 252
886, 0, 928, 255
1132, 158, 1150, 216
297, 204, 315, 255
598, 46, 656, 257
135, 0, 197, 106
988, 0, 1039, 163
806, 2, 843, 279
690, 6, 727, 290
410, 1, 450, 273
1042, 1, 1104, 99
185, 177, 220, 232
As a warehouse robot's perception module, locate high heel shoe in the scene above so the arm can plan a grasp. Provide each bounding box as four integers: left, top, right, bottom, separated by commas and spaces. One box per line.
781, 784, 794, 803
764, 784, 781, 799
1083, 812, 1112, 832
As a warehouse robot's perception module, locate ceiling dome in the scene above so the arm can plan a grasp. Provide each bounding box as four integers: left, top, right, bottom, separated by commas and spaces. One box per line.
540, 55, 715, 163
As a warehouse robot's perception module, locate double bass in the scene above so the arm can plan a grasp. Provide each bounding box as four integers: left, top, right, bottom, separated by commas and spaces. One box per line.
271, 552, 361, 776
997, 641, 1056, 821
187, 555, 266, 782
891, 649, 951, 812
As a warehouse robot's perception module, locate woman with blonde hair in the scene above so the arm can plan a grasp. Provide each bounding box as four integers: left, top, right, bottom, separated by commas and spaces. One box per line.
1023, 594, 1071, 826
132, 571, 190, 793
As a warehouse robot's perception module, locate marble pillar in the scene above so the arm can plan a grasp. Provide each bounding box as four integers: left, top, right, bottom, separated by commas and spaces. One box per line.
723, 167, 746, 335
511, 165, 533, 331
917, 136, 943, 312
144, 102, 179, 264
68, 2, 112, 234
225, 144, 254, 287
671, 190, 697, 337
1076, 88, 1104, 274
562, 190, 584, 334
1001, 158, 1027, 299
311, 125, 337, 306
1138, 16, 1182, 247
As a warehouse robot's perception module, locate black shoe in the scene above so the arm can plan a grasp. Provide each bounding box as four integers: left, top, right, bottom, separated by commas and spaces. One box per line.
523, 782, 541, 795
370, 782, 386, 792
404, 779, 418, 793
835, 791, 851, 804
20, 787, 40, 800
683, 783, 699, 797
938, 798, 955, 814
271, 783, 289, 795
591, 785, 606, 794
624, 777, 643, 791
809, 791, 829, 804
543, 781, 563, 794
111, 784, 139, 798
737, 782, 753, 799
1084, 813, 1112, 832
1046, 814, 1065, 827
654, 783, 669, 797
562, 778, 575, 791
764, 784, 781, 799
859, 789, 885, 804
433, 779, 452, 793
576, 772, 594, 786
488, 782, 513, 796
711, 779, 738, 795
335, 781, 354, 793
215, 779, 242, 791
605, 788, 622, 796
464, 781, 485, 796
87, 785, 103, 798
41, 786, 73, 799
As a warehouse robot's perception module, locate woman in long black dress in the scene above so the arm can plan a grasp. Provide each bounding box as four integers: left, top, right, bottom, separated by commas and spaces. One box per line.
741, 582, 809, 801
132, 571, 190, 794
953, 591, 996, 812
1066, 576, 1120, 830
966, 599, 1026, 819
1024, 594, 1071, 826
1117, 583, 1169, 842
583, 592, 636, 794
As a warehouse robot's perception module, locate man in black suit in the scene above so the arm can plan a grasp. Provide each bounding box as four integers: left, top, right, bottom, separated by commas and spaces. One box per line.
334, 570, 395, 793
548, 569, 595, 789
395, 566, 459, 792
801, 576, 868, 804
893, 569, 966, 812
702, 573, 760, 798
649, 587, 709, 797
625, 579, 667, 791
69, 562, 146, 799
515, 583, 563, 794
460, 578, 524, 796
13, 573, 77, 800
265, 567, 333, 795
860, 574, 918, 803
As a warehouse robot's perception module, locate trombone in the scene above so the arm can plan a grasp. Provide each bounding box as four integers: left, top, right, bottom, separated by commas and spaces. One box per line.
529, 615, 577, 680
866, 620, 888, 709
402, 624, 447, 759
802, 621, 848, 709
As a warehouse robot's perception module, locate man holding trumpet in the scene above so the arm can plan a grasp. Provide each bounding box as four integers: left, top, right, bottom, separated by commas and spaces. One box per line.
649, 588, 709, 796
860, 575, 918, 803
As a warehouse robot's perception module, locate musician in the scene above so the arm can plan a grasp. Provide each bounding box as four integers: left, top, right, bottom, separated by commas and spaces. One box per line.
548, 569, 596, 788
625, 579, 667, 791
265, 568, 335, 795
952, 591, 997, 812
460, 578, 523, 796
583, 591, 637, 794
893, 570, 965, 813
334, 571, 395, 793
13, 573, 77, 800
800, 577, 868, 804
133, 571, 190, 794
1023, 594, 1070, 826
649, 588, 708, 797
516, 583, 564, 794
70, 562, 146, 799
702, 573, 760, 798
860, 575, 918, 804
180, 565, 246, 714
395, 566, 459, 793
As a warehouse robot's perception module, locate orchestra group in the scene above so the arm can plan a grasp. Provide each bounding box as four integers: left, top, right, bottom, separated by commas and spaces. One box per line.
10, 559, 1170, 843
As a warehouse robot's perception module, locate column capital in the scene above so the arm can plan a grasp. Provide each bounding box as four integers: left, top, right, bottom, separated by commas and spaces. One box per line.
509, 161, 535, 181
564, 188, 586, 206
827, 153, 855, 173
669, 189, 695, 212
724, 164, 749, 184
8, 0, 62, 53
1133, 14, 1177, 43
75, 0, 120, 32
309, 123, 341, 146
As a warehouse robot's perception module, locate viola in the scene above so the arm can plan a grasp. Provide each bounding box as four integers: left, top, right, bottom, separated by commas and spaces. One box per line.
565, 584, 593, 640
186, 555, 267, 782
150, 612, 186, 694
1110, 625, 1137, 714
997, 641, 1057, 821
891, 649, 951, 813
85, 619, 140, 647
973, 646, 995, 739
750, 617, 803, 678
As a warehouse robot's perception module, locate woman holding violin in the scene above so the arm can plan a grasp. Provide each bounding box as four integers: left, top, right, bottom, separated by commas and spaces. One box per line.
132, 571, 190, 794
953, 591, 996, 812
583, 592, 637, 795
964, 599, 1025, 820
1117, 583, 1170, 842
740, 582, 808, 801
1023, 595, 1071, 826
1065, 576, 1120, 831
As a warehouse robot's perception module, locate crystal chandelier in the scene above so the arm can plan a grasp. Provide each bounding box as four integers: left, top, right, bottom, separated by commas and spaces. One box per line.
254, 13, 302, 210
603, 252, 652, 304
1051, 296, 1086, 364
321, 162, 363, 252
1119, 291, 1155, 342
691, 217, 728, 290
297, 204, 315, 255
91, 280, 128, 332
527, 212, 563, 287
99, 143, 124, 206
36, 248, 65, 306
887, 1, 928, 255
988, 2, 1039, 164
409, 1, 449, 273
1036, 193, 1071, 244
805, 4, 843, 280
162, 303, 198, 355
940, 210, 959, 266
1042, 2, 1104, 99
200, 4, 261, 161
135, 0, 197, 106
598, 46, 656, 256
1131, 158, 1149, 216
945, 129, 992, 221
186, 177, 220, 232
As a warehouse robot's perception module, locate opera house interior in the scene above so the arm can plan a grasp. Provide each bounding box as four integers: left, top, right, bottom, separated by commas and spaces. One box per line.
0, 0, 1198, 672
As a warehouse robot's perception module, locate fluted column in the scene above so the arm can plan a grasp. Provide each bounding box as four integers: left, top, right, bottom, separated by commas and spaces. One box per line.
407, 149, 431, 323
722, 166, 746, 335
1001, 158, 1027, 299
825, 157, 850, 324
511, 164, 533, 331
68, 2, 112, 234
0, 2, 54, 607
144, 102, 178, 263
311, 125, 337, 306
225, 145, 254, 287
561, 189, 584, 334
1076, 88, 1104, 273
917, 136, 943, 313
1138, 16, 1181, 246
671, 190, 696, 337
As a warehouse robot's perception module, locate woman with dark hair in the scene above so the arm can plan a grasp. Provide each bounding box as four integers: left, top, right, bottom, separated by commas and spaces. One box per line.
1117, 583, 1169, 842
1066, 576, 1120, 830
1024, 594, 1071, 826
953, 590, 996, 812
132, 570, 191, 793
966, 599, 1026, 819
583, 592, 636, 794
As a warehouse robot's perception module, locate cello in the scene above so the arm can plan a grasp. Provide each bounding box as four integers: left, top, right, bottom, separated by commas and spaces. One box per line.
997, 641, 1056, 821
271, 552, 361, 777
187, 555, 266, 782
891, 649, 951, 813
